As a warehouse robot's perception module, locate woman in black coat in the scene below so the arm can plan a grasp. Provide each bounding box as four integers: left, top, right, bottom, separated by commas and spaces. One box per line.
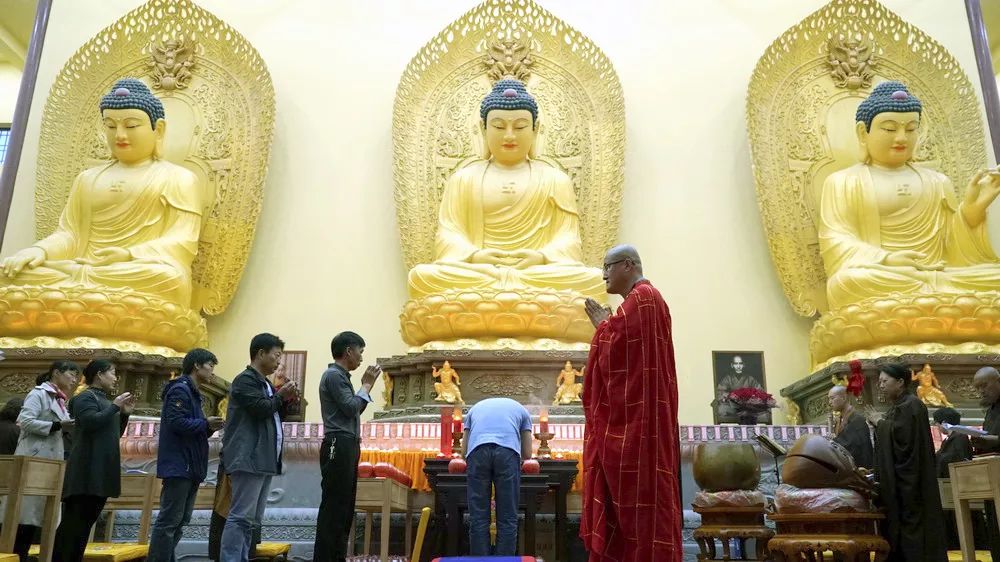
874, 362, 948, 562
52, 360, 135, 562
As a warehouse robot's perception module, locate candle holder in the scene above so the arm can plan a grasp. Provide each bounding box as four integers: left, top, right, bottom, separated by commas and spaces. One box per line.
451, 430, 464, 454
534, 431, 555, 458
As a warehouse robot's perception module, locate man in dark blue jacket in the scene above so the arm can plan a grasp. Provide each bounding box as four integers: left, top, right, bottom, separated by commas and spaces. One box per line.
148, 348, 226, 562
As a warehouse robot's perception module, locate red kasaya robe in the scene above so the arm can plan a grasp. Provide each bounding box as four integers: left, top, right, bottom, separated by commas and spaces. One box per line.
581, 279, 682, 562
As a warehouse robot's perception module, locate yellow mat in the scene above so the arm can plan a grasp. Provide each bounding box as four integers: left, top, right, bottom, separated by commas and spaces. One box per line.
948, 551, 993, 562
0, 554, 18, 562
252, 542, 291, 559
29, 543, 148, 562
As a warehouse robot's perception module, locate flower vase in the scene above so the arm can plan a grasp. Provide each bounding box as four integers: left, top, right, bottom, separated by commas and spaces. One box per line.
737, 412, 760, 425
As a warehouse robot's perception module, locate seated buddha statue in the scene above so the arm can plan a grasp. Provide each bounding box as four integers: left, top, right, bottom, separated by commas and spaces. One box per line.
819, 81, 1000, 310
407, 78, 604, 304
0, 78, 202, 306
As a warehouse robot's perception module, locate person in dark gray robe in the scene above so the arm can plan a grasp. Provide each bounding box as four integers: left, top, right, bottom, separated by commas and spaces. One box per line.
873, 362, 947, 562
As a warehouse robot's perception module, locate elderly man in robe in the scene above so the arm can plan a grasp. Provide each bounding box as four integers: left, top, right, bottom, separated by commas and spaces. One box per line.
580, 245, 682, 562
829, 385, 874, 470
970, 366, 1000, 561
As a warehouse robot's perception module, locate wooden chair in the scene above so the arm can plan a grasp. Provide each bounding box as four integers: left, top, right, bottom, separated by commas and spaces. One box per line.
349, 477, 413, 562
77, 473, 158, 562
948, 458, 1000, 562
0, 455, 65, 562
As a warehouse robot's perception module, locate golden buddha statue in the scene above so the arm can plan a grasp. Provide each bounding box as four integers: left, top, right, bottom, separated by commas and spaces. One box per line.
818, 81, 1000, 310
402, 78, 604, 348
432, 361, 463, 404
1, 78, 202, 307
912, 364, 952, 407
553, 360, 583, 405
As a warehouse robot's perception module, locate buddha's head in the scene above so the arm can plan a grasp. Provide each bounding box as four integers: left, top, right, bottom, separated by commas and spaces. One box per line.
100, 77, 166, 165
855, 81, 922, 168
480, 77, 538, 165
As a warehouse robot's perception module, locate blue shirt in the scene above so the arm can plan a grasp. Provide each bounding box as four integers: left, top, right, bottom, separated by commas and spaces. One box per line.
466, 398, 532, 457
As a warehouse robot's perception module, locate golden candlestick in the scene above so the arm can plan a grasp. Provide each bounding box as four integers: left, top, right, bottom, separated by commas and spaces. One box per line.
451, 430, 464, 455
534, 431, 555, 458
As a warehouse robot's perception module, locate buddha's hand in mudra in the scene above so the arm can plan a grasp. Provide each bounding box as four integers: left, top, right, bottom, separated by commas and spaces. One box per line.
73, 247, 131, 267
1, 246, 46, 277
963, 168, 1000, 227
470, 248, 545, 268
881, 250, 945, 271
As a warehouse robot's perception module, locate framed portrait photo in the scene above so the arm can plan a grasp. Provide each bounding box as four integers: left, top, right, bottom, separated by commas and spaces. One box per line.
712, 350, 769, 425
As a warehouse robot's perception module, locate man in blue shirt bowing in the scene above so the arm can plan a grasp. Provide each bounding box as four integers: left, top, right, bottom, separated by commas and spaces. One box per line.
463, 397, 533, 556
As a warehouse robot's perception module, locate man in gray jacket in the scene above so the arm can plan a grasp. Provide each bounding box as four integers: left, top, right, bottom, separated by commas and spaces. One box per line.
220, 333, 298, 562
312, 331, 380, 562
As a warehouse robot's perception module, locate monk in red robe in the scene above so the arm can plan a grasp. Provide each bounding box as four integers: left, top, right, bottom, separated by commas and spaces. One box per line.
581, 244, 682, 562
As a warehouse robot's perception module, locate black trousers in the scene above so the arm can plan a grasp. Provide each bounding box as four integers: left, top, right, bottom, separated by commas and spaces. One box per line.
312, 433, 361, 562
52, 495, 107, 562
13, 524, 38, 562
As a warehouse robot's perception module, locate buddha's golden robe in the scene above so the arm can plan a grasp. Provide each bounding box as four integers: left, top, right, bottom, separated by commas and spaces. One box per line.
408, 160, 604, 298
7, 160, 202, 305
819, 163, 1000, 309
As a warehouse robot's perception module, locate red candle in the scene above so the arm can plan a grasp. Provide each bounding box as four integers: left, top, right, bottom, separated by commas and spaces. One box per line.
440, 406, 453, 455
540, 408, 549, 434
452, 406, 463, 434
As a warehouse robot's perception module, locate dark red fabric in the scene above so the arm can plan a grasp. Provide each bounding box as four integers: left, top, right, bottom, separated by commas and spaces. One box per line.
581, 280, 682, 562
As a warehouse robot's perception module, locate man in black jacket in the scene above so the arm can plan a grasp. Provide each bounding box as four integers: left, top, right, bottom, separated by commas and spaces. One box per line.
219, 334, 298, 562
148, 348, 226, 562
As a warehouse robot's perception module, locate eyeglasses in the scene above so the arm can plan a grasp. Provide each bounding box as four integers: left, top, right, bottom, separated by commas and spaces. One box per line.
602, 259, 627, 272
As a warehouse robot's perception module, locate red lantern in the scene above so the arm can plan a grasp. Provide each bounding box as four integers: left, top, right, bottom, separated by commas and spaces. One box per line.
448, 458, 467, 474
522, 459, 541, 474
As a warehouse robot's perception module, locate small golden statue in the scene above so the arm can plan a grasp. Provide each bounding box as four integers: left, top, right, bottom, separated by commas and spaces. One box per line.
433, 361, 463, 404
553, 361, 583, 405
912, 364, 953, 407
786, 398, 803, 425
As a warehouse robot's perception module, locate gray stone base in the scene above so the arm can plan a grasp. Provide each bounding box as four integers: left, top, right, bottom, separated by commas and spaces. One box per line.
110, 508, 709, 561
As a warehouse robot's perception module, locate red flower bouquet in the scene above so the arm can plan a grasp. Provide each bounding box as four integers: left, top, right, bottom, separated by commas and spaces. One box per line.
720, 387, 777, 424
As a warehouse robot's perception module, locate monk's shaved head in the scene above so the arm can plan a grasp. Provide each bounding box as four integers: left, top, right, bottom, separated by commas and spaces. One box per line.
828, 384, 850, 413
974, 366, 1000, 407
605, 244, 642, 267
975, 366, 1000, 383
602, 244, 645, 297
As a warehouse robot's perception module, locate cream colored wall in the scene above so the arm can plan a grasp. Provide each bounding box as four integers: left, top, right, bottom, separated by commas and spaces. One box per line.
0, 64, 21, 123
2, 0, 996, 424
